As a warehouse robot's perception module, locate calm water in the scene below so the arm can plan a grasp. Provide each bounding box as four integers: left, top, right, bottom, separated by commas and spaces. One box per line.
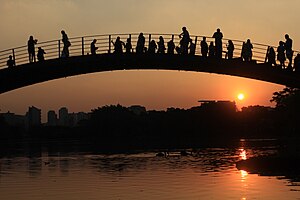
0, 140, 299, 200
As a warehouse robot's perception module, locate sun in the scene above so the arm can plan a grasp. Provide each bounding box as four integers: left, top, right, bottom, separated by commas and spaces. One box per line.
237, 93, 245, 100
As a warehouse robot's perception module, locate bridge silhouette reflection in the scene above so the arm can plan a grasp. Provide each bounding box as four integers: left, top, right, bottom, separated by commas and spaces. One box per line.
0, 33, 300, 93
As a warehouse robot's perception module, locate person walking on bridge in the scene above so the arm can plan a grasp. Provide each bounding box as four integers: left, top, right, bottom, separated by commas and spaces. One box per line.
28, 35, 37, 63
61, 30, 71, 57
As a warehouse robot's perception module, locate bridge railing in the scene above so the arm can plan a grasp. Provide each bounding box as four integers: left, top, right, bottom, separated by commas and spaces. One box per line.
0, 33, 299, 70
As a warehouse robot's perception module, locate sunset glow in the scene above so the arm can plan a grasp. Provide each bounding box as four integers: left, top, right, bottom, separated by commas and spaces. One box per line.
0, 0, 297, 119
238, 93, 245, 101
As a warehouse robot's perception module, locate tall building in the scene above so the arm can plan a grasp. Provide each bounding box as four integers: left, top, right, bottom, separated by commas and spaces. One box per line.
26, 106, 41, 127
59, 107, 69, 126
47, 110, 58, 126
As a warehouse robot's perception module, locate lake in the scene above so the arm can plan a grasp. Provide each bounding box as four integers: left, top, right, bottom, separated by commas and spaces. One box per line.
0, 139, 299, 200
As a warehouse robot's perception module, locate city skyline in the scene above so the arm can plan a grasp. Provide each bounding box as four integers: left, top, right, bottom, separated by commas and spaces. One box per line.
0, 0, 299, 119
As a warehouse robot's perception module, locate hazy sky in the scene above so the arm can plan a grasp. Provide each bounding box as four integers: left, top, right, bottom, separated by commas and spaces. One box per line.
0, 0, 299, 120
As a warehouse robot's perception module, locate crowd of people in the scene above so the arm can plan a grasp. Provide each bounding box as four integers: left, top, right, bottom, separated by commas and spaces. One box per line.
5, 28, 300, 72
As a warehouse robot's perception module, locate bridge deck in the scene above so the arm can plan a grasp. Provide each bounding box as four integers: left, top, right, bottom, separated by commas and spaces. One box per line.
0, 53, 299, 94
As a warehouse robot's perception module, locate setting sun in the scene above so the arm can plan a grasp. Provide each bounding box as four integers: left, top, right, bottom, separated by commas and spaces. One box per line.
237, 93, 245, 100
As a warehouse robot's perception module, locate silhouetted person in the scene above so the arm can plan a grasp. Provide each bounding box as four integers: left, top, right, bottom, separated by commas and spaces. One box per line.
37, 47, 46, 61
266, 47, 276, 67
61, 30, 71, 57
294, 53, 300, 72
227, 40, 234, 59
7, 55, 15, 68
28, 35, 37, 62
200, 37, 208, 58
157, 36, 166, 54
167, 39, 175, 54
179, 26, 190, 54
111, 36, 125, 54
148, 40, 157, 54
189, 39, 196, 55
285, 34, 293, 68
241, 42, 246, 61
125, 37, 132, 53
136, 33, 145, 54
208, 42, 215, 57
212, 28, 223, 59
244, 39, 253, 61
277, 41, 286, 68
90, 39, 98, 55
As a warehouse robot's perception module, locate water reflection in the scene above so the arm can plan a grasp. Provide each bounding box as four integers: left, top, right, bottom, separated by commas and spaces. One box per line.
0, 140, 299, 200
240, 170, 248, 179
239, 148, 247, 160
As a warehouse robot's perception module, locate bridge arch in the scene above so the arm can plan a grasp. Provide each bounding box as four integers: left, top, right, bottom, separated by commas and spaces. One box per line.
0, 33, 300, 93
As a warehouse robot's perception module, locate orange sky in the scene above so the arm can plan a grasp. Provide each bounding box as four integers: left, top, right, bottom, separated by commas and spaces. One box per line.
0, 0, 299, 120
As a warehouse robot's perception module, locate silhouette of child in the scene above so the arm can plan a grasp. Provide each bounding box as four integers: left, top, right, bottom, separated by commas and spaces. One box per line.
148, 40, 157, 54
37, 47, 46, 61
201, 37, 208, 58
277, 41, 286, 68
157, 36, 166, 54
227, 40, 234, 59
267, 47, 276, 67
7, 55, 15, 68
125, 37, 132, 53
209, 42, 215, 57
90, 39, 98, 55
189, 39, 196, 55
167, 39, 175, 54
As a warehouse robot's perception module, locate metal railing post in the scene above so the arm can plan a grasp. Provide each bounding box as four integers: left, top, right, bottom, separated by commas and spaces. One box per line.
129, 34, 132, 52
108, 35, 111, 53
12, 49, 16, 65
82, 37, 84, 55
265, 46, 270, 63
58, 40, 61, 58
194, 36, 198, 54
148, 34, 152, 48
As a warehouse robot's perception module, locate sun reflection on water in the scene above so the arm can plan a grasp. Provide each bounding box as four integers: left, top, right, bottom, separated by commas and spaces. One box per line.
239, 148, 247, 160
240, 170, 248, 179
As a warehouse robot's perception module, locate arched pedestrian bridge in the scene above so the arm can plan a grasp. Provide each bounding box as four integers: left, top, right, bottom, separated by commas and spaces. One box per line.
0, 33, 300, 94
